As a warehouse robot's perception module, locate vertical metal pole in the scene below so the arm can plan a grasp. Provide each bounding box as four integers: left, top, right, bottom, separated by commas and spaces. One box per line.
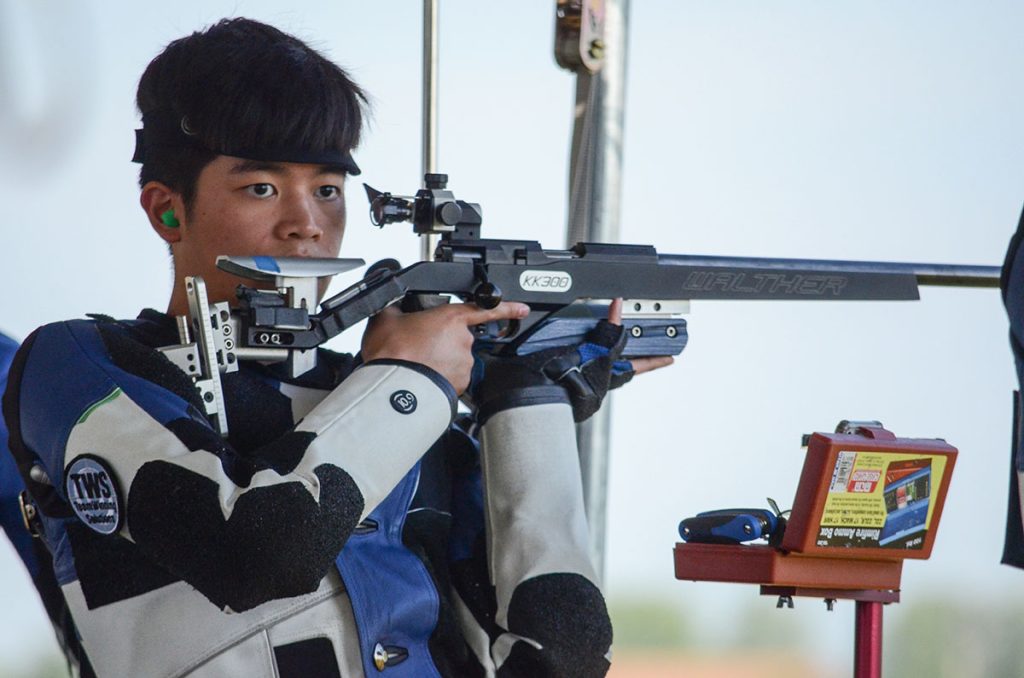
854, 601, 884, 678
566, 0, 631, 583
421, 0, 440, 261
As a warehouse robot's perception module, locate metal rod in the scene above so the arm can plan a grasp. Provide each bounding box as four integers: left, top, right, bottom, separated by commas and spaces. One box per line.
854, 600, 884, 678
420, 0, 440, 262
566, 0, 631, 584
657, 254, 1001, 288
234, 347, 289, 363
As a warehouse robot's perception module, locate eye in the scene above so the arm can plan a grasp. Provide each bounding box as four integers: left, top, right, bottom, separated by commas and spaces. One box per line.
316, 185, 341, 200
246, 183, 276, 199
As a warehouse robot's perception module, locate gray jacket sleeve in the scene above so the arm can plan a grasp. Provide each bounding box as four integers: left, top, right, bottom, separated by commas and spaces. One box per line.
477, 401, 612, 677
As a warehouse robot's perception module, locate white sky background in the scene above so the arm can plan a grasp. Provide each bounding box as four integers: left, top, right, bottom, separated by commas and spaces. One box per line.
0, 0, 1020, 673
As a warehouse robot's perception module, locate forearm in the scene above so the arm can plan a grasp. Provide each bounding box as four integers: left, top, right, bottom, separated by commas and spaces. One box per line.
478, 402, 611, 677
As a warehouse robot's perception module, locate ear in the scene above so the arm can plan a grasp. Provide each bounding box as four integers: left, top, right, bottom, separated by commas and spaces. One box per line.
140, 181, 185, 244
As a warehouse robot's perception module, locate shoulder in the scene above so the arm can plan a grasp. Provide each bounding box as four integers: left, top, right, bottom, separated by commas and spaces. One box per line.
7, 318, 200, 464
4, 320, 124, 488
14, 317, 164, 394
15, 319, 111, 382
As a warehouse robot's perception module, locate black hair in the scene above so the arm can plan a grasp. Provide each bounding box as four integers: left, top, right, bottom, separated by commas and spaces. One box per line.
136, 18, 368, 209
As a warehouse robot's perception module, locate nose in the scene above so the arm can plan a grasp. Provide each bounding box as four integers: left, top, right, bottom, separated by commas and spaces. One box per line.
275, 193, 323, 241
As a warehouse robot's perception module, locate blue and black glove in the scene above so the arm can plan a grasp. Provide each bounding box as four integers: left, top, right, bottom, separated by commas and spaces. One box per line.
470, 319, 634, 424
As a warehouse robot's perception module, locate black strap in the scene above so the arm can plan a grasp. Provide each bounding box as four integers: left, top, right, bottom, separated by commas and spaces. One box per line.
131, 112, 361, 174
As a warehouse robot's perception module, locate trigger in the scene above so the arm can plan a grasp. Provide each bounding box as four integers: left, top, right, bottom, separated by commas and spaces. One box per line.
474, 318, 518, 339
473, 320, 502, 338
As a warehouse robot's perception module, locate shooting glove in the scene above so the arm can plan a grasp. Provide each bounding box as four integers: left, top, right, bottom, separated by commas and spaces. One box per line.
470, 319, 634, 424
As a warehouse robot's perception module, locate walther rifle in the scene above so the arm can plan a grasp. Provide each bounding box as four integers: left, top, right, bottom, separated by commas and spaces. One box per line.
159, 173, 1000, 436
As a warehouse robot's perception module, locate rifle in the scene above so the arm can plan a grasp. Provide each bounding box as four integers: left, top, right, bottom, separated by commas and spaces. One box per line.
159, 173, 1000, 436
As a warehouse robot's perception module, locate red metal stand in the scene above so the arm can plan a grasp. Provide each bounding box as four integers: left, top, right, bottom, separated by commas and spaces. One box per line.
854, 600, 883, 678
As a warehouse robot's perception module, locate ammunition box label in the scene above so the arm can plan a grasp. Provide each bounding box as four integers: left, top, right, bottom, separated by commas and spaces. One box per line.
816, 451, 947, 550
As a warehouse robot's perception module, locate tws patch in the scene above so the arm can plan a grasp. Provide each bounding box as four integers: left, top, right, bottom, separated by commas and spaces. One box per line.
390, 390, 417, 414
65, 456, 123, 535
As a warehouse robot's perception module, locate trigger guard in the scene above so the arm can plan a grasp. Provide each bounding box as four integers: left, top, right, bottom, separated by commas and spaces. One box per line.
473, 318, 518, 341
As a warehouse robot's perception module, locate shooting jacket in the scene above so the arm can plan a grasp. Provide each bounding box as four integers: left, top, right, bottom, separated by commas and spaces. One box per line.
2, 310, 611, 678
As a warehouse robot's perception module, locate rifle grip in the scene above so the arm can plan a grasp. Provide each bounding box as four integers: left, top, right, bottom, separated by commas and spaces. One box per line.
400, 294, 450, 313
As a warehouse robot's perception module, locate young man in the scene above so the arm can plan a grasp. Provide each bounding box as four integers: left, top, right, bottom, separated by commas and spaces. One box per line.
3, 18, 667, 678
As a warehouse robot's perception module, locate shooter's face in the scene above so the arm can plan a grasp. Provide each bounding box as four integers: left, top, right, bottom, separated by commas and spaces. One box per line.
168, 155, 348, 309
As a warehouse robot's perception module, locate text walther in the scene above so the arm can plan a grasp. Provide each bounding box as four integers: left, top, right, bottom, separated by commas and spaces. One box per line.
682, 272, 848, 296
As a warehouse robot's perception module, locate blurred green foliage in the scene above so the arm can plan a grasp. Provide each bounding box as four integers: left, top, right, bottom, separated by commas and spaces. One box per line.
5, 592, 1023, 676
0, 651, 67, 678
888, 595, 1024, 678
611, 590, 1024, 678
609, 596, 695, 648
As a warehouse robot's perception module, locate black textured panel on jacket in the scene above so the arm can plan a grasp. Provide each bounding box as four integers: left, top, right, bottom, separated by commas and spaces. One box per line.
257, 431, 317, 475
127, 461, 363, 611
500, 573, 612, 678
66, 522, 180, 610
165, 420, 316, 487
221, 370, 297, 456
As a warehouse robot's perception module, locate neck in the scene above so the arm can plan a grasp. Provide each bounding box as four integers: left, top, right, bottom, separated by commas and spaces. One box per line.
166, 278, 189, 317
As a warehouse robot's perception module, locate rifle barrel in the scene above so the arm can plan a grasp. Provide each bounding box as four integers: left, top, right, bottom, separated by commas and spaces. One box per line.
657, 255, 1001, 288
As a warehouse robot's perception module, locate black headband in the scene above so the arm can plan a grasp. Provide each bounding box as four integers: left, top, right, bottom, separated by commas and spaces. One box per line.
131, 113, 361, 175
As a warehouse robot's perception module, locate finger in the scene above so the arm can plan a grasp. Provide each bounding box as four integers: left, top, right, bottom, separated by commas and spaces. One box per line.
607, 298, 623, 325
631, 356, 674, 375
460, 301, 531, 326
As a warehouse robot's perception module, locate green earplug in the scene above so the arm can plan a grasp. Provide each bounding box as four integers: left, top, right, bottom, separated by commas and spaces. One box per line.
160, 209, 180, 228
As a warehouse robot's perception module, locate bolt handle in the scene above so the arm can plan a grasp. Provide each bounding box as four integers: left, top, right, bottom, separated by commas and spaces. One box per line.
473, 281, 503, 309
